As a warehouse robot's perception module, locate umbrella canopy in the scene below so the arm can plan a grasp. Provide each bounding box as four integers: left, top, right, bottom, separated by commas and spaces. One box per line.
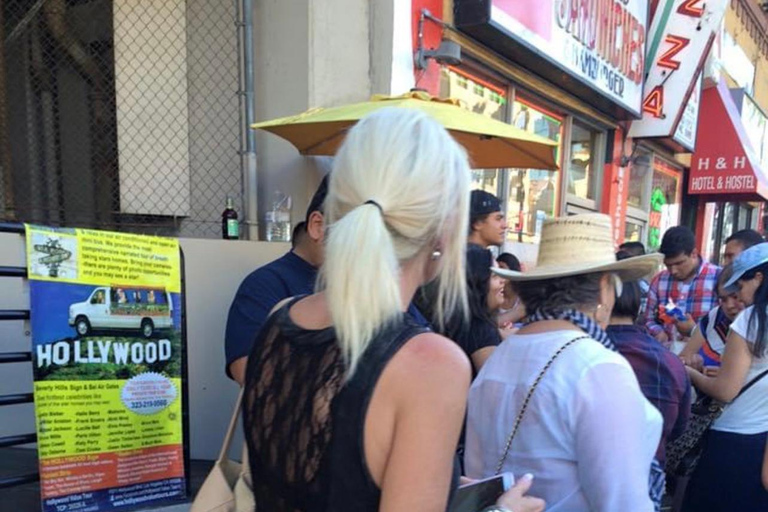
251, 91, 559, 170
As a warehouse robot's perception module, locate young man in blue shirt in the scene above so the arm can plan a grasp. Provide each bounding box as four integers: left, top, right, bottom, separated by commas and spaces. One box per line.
225, 177, 328, 384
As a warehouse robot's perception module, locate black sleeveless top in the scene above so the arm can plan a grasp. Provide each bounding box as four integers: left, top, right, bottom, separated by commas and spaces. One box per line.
242, 297, 460, 512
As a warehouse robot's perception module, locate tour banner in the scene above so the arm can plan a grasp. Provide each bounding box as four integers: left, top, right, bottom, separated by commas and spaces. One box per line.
25, 225, 187, 512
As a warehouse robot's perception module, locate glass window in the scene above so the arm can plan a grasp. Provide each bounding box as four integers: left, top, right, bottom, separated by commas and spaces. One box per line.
627, 151, 653, 209
625, 219, 644, 243
567, 121, 600, 200
507, 98, 563, 243
647, 159, 681, 251
723, 202, 736, 239
738, 204, 752, 231
440, 66, 507, 197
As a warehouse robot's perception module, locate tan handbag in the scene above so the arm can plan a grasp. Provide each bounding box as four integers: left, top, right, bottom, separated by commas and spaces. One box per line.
191, 389, 256, 512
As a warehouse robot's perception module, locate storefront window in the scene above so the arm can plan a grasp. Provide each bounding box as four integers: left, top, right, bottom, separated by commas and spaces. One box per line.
647, 158, 681, 251
625, 219, 643, 243
440, 66, 506, 197
722, 202, 736, 239
507, 97, 562, 243
627, 151, 653, 209
567, 121, 600, 200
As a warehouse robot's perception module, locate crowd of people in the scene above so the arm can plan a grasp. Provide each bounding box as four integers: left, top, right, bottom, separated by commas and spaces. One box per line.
220, 108, 768, 511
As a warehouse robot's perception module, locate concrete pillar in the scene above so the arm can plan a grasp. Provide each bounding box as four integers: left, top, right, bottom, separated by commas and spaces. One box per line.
252, 0, 413, 239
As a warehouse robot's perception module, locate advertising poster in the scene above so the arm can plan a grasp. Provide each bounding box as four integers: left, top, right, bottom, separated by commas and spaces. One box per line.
25, 225, 186, 512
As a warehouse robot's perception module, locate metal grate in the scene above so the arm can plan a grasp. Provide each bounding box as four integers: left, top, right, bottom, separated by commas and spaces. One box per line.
1, 0, 246, 238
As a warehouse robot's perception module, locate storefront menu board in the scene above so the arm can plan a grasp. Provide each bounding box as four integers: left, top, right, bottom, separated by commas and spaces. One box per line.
25, 225, 186, 512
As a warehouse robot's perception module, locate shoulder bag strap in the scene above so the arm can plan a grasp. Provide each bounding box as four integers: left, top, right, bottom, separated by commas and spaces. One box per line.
218, 388, 244, 463
495, 334, 590, 474
735, 367, 768, 400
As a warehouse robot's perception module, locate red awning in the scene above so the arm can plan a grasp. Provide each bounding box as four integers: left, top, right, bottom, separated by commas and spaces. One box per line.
688, 80, 768, 201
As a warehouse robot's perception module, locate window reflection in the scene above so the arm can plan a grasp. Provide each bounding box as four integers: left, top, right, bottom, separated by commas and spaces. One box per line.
568, 122, 598, 200
440, 66, 506, 196
507, 99, 562, 243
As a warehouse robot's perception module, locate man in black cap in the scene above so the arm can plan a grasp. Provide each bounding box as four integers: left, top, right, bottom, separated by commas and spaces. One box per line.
468, 190, 507, 249
224, 175, 328, 384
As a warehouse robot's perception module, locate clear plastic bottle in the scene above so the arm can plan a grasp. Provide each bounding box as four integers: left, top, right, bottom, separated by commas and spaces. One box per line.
265, 191, 292, 242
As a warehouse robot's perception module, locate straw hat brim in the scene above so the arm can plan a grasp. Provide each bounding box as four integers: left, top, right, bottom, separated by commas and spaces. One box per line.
493, 253, 663, 282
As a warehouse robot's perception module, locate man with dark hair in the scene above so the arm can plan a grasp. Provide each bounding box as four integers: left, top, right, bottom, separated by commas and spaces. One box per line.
642, 226, 720, 354
723, 229, 765, 265
618, 244, 650, 315
468, 190, 507, 248
619, 241, 646, 257
225, 174, 429, 384
225, 176, 328, 384
291, 221, 307, 249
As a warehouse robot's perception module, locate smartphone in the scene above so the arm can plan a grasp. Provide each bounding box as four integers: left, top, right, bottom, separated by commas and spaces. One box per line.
448, 473, 514, 512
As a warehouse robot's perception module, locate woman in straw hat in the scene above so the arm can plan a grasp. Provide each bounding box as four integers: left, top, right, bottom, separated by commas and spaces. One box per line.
464, 213, 665, 512
681, 242, 768, 511
242, 108, 544, 512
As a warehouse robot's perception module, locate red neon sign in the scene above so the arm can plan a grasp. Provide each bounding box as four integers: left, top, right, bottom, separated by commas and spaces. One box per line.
658, 35, 690, 70
677, 0, 705, 17
643, 86, 665, 118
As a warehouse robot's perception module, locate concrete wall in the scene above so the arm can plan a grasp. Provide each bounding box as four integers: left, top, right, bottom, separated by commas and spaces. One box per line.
181, 0, 242, 238
114, 0, 191, 217
0, 230, 289, 461
252, 0, 415, 237
180, 238, 288, 460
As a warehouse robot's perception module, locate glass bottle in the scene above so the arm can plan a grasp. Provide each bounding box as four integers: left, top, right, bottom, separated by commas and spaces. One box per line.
222, 196, 239, 240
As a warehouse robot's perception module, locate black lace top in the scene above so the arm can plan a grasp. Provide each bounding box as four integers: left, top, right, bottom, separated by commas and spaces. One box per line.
242, 297, 460, 511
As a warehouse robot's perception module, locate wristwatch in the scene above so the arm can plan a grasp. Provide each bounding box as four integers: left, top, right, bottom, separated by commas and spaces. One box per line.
480, 506, 513, 512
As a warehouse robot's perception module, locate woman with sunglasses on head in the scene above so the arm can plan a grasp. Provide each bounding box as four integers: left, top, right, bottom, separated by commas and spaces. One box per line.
465, 214, 664, 512
682, 243, 768, 512
242, 108, 543, 512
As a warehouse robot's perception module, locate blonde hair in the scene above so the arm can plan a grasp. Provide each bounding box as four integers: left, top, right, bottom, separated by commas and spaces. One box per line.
320, 107, 470, 377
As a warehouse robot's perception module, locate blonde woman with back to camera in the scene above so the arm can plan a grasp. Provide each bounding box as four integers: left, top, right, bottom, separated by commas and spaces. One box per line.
241, 108, 545, 512
465, 214, 665, 512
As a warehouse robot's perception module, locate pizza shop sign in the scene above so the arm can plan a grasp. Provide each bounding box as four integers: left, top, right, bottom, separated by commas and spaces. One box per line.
487, 0, 647, 114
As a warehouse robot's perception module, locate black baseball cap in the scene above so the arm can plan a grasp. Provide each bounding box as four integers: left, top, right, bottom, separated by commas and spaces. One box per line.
470, 190, 502, 217
305, 174, 330, 224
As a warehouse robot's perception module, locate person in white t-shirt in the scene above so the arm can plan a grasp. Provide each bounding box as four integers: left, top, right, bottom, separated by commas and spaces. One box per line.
682, 242, 768, 511
465, 214, 664, 512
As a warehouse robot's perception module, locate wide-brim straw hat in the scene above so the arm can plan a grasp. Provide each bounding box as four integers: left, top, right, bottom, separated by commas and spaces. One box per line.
493, 213, 662, 282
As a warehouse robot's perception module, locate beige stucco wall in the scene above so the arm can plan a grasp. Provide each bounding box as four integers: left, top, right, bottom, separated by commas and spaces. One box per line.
723, 6, 768, 111
252, 0, 415, 239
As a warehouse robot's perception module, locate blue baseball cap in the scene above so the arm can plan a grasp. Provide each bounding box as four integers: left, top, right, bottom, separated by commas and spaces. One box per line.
724, 242, 768, 292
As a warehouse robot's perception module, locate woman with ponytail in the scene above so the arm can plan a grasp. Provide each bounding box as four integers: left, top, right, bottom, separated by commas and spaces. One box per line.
242, 108, 544, 512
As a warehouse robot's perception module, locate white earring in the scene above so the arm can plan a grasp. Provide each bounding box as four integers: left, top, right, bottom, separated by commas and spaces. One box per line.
431, 250, 442, 260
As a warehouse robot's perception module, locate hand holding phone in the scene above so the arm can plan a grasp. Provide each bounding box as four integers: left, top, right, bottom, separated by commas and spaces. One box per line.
497, 474, 546, 512
449, 473, 514, 512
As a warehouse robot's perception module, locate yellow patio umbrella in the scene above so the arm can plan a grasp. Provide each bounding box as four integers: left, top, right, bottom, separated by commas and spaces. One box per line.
251, 91, 559, 170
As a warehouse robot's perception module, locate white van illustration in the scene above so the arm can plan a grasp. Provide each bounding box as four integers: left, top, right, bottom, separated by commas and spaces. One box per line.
69, 286, 173, 338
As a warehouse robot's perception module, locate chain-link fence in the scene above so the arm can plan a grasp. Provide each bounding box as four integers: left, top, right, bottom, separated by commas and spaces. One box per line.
1, 0, 246, 238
